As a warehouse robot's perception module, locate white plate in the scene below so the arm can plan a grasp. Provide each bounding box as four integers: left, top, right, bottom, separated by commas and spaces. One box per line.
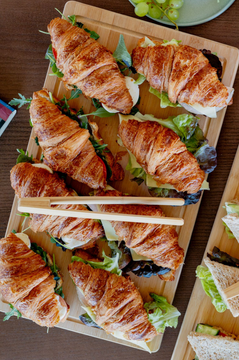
128, 0, 236, 27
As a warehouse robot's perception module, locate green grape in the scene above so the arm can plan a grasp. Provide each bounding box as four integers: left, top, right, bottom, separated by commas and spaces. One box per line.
167, 8, 180, 20
135, 2, 149, 16
161, 0, 170, 10
148, 4, 162, 19
169, 0, 184, 9
133, 0, 146, 4
155, 0, 166, 3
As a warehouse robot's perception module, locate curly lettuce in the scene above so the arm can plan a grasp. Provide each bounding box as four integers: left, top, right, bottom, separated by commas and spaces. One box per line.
149, 87, 181, 108
121, 112, 216, 204
144, 293, 180, 333
222, 221, 235, 239
71, 251, 122, 275
225, 202, 239, 216
222, 202, 239, 239
135, 112, 216, 172
196, 265, 227, 313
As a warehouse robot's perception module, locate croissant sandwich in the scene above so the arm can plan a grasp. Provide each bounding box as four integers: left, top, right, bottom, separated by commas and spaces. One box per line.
188, 324, 239, 360
132, 37, 233, 117
196, 247, 239, 317
0, 233, 69, 327
29, 89, 124, 189
68, 251, 180, 348
10, 162, 105, 249
93, 188, 184, 281
47, 18, 134, 114
118, 112, 217, 206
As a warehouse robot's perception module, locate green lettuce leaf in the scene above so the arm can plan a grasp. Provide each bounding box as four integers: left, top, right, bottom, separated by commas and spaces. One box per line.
162, 39, 181, 46
113, 34, 132, 68
225, 202, 239, 216
16, 149, 34, 165
196, 265, 227, 313
71, 251, 122, 275
125, 156, 146, 185
144, 293, 180, 333
172, 114, 198, 140
129, 112, 217, 174
134, 74, 146, 85
149, 87, 181, 108
136, 112, 182, 136
184, 127, 204, 153
222, 221, 235, 239
45, 44, 64, 78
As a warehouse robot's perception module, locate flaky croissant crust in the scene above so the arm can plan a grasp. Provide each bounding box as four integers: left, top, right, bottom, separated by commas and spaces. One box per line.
10, 162, 104, 247
30, 89, 106, 189
95, 189, 184, 270
48, 18, 133, 114
119, 118, 205, 194
132, 39, 230, 108
0, 233, 69, 327
68, 260, 157, 341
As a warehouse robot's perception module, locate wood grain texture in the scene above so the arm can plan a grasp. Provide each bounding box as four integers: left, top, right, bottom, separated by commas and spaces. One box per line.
171, 146, 239, 360
0, 0, 239, 359
3, 0, 238, 353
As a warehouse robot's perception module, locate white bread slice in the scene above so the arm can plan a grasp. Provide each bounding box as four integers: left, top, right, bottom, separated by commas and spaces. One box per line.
222, 213, 239, 242
188, 331, 239, 359
204, 257, 239, 317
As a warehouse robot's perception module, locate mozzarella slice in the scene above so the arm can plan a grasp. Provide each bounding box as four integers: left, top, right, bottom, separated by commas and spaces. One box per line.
32, 163, 53, 174
180, 102, 217, 118
87, 203, 119, 241
81, 305, 152, 352
102, 77, 139, 113
146, 174, 210, 191
180, 87, 234, 118
15, 233, 31, 248
140, 36, 156, 48
130, 249, 151, 261
61, 236, 91, 250
56, 296, 68, 321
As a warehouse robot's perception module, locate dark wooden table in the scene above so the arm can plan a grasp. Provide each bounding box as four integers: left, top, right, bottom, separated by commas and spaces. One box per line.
0, 1, 239, 359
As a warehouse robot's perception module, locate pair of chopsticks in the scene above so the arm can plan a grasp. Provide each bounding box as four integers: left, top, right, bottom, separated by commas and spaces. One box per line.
18, 196, 185, 226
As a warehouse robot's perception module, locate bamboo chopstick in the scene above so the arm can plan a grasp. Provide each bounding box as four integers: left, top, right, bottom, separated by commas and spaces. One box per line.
18, 196, 185, 206
18, 198, 184, 226
223, 281, 239, 300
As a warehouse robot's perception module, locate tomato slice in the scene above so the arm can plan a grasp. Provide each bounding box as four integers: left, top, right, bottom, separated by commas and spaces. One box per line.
52, 47, 57, 60
98, 157, 107, 181
219, 331, 227, 337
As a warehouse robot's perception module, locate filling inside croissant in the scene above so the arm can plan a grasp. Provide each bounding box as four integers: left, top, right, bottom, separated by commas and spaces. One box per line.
10, 161, 105, 250
2, 233, 69, 325
118, 113, 217, 205
88, 185, 182, 280
132, 37, 233, 117
47, 17, 137, 114
69, 251, 180, 351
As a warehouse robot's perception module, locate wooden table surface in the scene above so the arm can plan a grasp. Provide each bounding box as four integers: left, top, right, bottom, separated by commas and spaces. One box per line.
0, 1, 239, 359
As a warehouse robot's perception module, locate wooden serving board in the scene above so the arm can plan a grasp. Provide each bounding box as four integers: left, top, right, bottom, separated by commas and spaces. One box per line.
171, 145, 239, 360
1, 0, 239, 353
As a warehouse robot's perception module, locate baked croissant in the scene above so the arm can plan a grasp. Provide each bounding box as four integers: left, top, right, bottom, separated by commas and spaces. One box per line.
118, 118, 205, 194
132, 38, 231, 109
30, 89, 124, 189
10, 162, 104, 248
0, 233, 69, 327
95, 189, 184, 270
48, 18, 133, 114
68, 260, 157, 341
